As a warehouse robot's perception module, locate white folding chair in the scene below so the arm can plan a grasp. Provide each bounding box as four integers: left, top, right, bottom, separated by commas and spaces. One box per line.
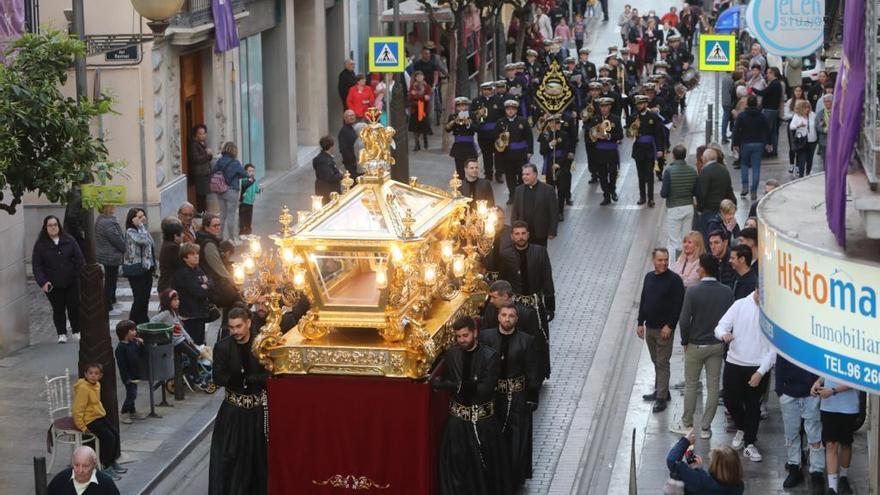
44, 369, 100, 472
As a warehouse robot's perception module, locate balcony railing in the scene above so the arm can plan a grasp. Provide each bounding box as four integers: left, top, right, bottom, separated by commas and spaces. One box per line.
171, 0, 248, 29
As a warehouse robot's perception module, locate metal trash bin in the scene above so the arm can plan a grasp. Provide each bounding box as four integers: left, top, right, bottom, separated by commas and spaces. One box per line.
137, 323, 175, 417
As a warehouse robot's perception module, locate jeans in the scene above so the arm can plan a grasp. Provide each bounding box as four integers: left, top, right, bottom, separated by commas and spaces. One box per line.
795, 141, 818, 178
780, 394, 826, 473
666, 205, 694, 258
102, 264, 119, 310
723, 362, 768, 445
127, 272, 153, 325
218, 188, 241, 240
739, 142, 764, 193
682, 343, 724, 430
762, 109, 780, 153
646, 327, 673, 400
121, 382, 138, 414
721, 105, 733, 139
47, 284, 80, 335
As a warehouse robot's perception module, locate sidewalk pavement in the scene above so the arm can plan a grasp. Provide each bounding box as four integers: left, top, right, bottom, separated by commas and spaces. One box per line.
607, 134, 869, 494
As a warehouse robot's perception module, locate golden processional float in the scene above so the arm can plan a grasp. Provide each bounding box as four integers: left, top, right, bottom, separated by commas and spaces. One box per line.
233, 108, 497, 379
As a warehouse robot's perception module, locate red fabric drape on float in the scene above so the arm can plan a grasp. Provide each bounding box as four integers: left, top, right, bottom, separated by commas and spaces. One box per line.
268, 374, 449, 494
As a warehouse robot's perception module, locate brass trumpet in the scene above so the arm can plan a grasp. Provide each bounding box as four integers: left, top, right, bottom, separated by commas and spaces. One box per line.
580, 101, 594, 122
476, 106, 488, 123
495, 131, 510, 152
627, 115, 641, 138
589, 119, 613, 142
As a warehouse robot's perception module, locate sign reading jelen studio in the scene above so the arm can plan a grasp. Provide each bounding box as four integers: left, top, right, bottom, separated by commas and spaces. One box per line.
760, 225, 880, 393
745, 0, 824, 57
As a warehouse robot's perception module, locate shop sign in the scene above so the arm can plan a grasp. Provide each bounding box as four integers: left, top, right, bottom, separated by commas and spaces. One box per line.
745, 0, 824, 56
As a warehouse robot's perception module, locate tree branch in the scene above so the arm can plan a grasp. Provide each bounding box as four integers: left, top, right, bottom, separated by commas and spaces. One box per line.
0, 196, 22, 215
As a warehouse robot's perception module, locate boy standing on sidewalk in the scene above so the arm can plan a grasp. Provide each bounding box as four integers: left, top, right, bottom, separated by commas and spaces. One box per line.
114, 320, 147, 424
239, 163, 262, 238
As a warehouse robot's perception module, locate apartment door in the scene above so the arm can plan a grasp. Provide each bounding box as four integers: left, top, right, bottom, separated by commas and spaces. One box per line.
180, 51, 205, 206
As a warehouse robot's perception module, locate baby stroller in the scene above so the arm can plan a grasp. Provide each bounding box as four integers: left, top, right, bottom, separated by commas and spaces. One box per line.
164, 344, 217, 395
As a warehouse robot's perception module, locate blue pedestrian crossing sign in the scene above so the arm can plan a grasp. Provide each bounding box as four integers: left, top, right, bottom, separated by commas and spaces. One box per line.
369, 36, 406, 73
698, 34, 736, 72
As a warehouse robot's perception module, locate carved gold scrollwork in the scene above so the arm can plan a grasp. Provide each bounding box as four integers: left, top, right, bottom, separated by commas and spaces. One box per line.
379, 307, 407, 342
253, 293, 285, 372
297, 310, 330, 340
312, 474, 390, 490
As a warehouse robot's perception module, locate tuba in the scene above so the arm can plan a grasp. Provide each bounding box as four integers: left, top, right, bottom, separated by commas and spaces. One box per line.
627, 115, 641, 138
495, 130, 510, 152
589, 118, 613, 142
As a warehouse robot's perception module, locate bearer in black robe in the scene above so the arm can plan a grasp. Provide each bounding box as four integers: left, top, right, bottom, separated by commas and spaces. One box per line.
434, 317, 512, 495
209, 307, 269, 495
498, 222, 555, 380
479, 303, 541, 488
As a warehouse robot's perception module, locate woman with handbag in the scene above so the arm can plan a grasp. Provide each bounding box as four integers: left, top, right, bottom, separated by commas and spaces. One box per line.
782, 85, 806, 174
172, 243, 213, 346
789, 100, 818, 178
32, 215, 85, 343
123, 208, 156, 324
211, 142, 247, 241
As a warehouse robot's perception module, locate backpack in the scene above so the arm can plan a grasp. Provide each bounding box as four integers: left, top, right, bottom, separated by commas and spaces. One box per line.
209, 161, 229, 194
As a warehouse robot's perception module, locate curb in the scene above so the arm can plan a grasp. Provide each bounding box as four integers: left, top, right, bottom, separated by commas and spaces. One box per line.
136, 414, 215, 495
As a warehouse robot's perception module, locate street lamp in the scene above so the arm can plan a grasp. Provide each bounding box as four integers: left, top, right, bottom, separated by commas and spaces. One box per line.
129, 0, 185, 34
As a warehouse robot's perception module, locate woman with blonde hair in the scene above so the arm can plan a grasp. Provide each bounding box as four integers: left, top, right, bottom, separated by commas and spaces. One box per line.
789, 99, 818, 178
211, 141, 247, 240
666, 429, 744, 494
671, 230, 705, 288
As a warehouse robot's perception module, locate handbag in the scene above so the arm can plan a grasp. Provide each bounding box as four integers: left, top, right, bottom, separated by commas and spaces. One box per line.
209, 170, 228, 194
793, 133, 808, 151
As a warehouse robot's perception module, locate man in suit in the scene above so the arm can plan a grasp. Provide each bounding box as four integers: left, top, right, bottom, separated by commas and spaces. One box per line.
695, 147, 736, 235
486, 207, 512, 274
337, 59, 357, 108
312, 135, 343, 203
670, 254, 735, 439
337, 110, 359, 179
458, 158, 495, 207
48, 446, 120, 495
511, 164, 558, 247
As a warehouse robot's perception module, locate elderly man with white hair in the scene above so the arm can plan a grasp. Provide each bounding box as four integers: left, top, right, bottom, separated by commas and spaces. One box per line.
695, 147, 737, 237
47, 446, 120, 495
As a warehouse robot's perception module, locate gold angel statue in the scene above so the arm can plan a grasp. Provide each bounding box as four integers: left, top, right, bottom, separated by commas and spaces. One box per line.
358, 107, 396, 166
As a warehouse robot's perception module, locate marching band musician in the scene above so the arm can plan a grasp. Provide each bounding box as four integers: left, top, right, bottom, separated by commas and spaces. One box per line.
541, 39, 563, 70
472, 82, 504, 182
575, 48, 597, 83
622, 47, 641, 94
513, 62, 532, 120
494, 79, 509, 100
643, 81, 673, 180
627, 94, 666, 208
606, 45, 623, 66
583, 82, 603, 184
495, 100, 533, 204
589, 97, 624, 206
525, 49, 542, 82
504, 64, 527, 113
665, 34, 693, 85
599, 77, 624, 117
539, 115, 575, 221
446, 96, 480, 180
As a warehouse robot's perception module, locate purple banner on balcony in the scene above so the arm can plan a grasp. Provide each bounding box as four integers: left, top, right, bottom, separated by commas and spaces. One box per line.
0, 0, 25, 61
212, 0, 240, 53
825, 0, 866, 247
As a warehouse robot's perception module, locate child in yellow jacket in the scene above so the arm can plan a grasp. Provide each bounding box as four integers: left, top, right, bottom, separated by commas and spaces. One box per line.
72, 363, 126, 479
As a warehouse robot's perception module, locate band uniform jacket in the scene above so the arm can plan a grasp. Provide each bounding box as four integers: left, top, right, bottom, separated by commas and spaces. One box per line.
576, 61, 597, 82
589, 112, 624, 164
446, 113, 480, 160
627, 110, 666, 160
458, 177, 495, 207
471, 95, 504, 141
539, 127, 574, 175
601, 89, 624, 116
495, 116, 534, 172
667, 46, 693, 79
511, 181, 559, 239
498, 244, 555, 313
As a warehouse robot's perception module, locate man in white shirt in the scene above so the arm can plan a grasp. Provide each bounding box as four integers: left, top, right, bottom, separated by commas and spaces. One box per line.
47, 446, 121, 495
715, 288, 776, 463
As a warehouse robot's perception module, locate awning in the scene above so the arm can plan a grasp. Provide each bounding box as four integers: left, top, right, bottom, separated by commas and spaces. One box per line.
714, 5, 744, 35
380, 0, 454, 23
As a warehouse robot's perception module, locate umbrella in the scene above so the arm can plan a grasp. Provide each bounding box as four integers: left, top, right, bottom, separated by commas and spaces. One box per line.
714, 5, 744, 35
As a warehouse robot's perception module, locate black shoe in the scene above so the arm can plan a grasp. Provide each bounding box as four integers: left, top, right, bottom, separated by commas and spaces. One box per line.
648, 200, 655, 208
810, 472, 825, 495
783, 464, 804, 488
413, 144, 421, 152
739, 189, 748, 197
838, 477, 853, 495
603, 17, 609, 21
652, 399, 668, 413
611, 192, 619, 202
642, 392, 657, 401
566, 199, 574, 206
600, 197, 611, 205
558, 213, 564, 222
637, 198, 646, 205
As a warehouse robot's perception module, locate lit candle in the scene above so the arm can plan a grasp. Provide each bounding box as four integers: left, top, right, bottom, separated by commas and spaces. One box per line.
293, 267, 306, 290
452, 254, 466, 278
440, 240, 454, 261
311, 195, 324, 212
423, 263, 437, 286
297, 210, 309, 225
249, 238, 262, 258
281, 247, 295, 265
375, 265, 388, 290
484, 214, 497, 236
233, 264, 245, 285
476, 200, 488, 218
243, 255, 256, 275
